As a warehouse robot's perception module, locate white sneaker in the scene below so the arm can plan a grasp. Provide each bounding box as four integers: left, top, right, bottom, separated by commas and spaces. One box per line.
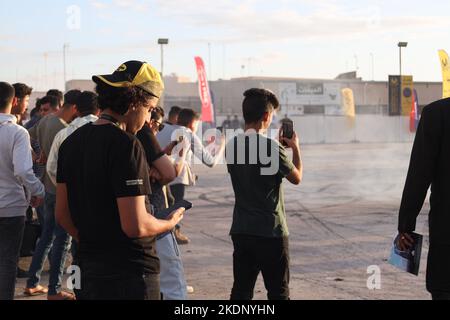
187, 286, 194, 294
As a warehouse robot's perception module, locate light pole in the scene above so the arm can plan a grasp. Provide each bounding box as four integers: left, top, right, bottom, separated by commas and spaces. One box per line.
208, 42, 212, 80
370, 53, 374, 81
63, 43, 69, 90
398, 42, 408, 76
158, 38, 169, 76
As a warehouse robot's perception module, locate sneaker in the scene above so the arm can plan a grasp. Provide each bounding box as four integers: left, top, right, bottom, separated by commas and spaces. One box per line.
187, 286, 195, 294
174, 228, 190, 245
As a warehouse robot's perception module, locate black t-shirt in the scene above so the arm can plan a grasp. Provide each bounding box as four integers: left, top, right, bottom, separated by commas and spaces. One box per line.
57, 123, 159, 276
136, 124, 165, 165
136, 125, 166, 213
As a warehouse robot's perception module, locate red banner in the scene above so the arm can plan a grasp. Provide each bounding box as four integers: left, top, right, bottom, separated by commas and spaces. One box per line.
194, 56, 214, 124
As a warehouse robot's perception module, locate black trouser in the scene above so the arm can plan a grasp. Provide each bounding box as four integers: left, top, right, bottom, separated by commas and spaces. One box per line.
170, 184, 185, 204
170, 184, 186, 230
76, 261, 161, 300
230, 234, 290, 300
427, 243, 450, 300
0, 216, 25, 300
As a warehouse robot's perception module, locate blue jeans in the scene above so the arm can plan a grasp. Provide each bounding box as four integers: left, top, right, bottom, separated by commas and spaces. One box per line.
26, 193, 72, 295
0, 216, 25, 300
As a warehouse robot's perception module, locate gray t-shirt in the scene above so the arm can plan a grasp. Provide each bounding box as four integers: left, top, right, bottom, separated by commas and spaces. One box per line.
29, 114, 67, 194
226, 133, 295, 238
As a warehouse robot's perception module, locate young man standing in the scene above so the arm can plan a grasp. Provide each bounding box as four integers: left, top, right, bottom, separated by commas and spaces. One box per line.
55, 60, 184, 300
25, 90, 80, 300
157, 106, 182, 150
226, 88, 303, 300
46, 91, 100, 186
169, 108, 225, 244
0, 82, 45, 300
137, 107, 189, 300
11, 83, 33, 125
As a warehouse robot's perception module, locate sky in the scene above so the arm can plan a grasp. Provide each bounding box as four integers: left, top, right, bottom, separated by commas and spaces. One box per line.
1, 0, 450, 91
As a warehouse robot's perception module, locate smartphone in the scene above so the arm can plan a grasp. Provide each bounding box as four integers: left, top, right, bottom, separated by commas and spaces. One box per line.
171, 135, 184, 146
281, 120, 294, 146
154, 200, 193, 220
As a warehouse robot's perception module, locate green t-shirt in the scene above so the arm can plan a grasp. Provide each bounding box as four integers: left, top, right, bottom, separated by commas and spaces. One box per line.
226, 133, 295, 238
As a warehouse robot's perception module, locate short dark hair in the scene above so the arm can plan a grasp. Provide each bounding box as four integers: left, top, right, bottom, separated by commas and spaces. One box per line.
242, 88, 280, 124
151, 106, 165, 121
39, 95, 60, 110
95, 82, 156, 115
177, 108, 200, 127
46, 89, 64, 106
76, 91, 98, 116
169, 106, 182, 119
63, 90, 82, 108
12, 83, 32, 99
0, 82, 15, 111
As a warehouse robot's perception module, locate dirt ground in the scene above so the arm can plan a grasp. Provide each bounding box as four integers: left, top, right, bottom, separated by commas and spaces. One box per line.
15, 142, 432, 300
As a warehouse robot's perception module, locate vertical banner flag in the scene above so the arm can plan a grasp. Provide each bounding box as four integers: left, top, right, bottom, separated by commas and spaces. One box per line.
438, 50, 450, 98
194, 56, 215, 124
401, 75, 414, 116
410, 89, 419, 133
389, 76, 401, 116
341, 88, 356, 119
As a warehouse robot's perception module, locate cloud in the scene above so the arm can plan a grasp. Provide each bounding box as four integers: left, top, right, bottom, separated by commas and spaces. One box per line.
154, 0, 450, 44
89, 0, 150, 12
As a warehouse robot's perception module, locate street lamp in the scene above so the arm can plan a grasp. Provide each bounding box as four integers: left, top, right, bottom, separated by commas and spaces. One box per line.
158, 38, 169, 77
63, 43, 70, 90
398, 42, 408, 76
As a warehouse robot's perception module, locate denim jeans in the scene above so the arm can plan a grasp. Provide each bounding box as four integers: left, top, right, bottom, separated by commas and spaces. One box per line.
26, 193, 72, 295
156, 232, 187, 300
0, 216, 25, 300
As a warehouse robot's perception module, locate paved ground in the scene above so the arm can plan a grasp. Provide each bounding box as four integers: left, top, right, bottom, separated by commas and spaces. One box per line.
15, 142, 432, 300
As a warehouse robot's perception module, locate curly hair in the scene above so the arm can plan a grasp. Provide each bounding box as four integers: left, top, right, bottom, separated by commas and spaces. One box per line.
95, 82, 156, 115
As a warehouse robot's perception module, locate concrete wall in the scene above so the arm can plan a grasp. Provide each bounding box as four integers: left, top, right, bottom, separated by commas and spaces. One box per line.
291, 115, 415, 144
215, 114, 415, 144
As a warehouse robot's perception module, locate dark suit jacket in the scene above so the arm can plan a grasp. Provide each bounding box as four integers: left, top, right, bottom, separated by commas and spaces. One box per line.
399, 98, 450, 244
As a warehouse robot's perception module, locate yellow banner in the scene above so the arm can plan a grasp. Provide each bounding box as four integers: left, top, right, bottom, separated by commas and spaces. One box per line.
439, 50, 450, 98
401, 76, 414, 116
341, 88, 355, 119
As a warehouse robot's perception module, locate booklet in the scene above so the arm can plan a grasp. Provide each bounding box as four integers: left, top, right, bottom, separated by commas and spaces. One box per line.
388, 232, 423, 276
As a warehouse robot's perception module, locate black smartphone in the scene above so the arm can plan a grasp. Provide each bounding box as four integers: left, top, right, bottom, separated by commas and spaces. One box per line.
281, 120, 294, 146
154, 200, 193, 220
175, 199, 193, 211
172, 135, 184, 145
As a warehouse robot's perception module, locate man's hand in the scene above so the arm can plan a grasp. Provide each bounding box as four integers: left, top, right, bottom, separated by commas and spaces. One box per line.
36, 151, 48, 165
30, 196, 44, 208
164, 141, 178, 156
397, 232, 415, 251
167, 207, 185, 225
280, 131, 300, 150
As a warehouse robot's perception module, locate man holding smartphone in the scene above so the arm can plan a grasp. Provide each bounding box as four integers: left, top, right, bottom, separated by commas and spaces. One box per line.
226, 88, 303, 300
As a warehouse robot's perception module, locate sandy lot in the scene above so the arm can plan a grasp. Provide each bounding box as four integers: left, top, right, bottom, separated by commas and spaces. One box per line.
15, 142, 432, 300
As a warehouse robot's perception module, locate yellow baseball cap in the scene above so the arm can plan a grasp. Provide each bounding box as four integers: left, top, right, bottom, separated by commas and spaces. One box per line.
93, 60, 164, 98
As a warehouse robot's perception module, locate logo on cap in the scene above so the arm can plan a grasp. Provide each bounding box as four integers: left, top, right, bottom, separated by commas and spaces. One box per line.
116, 64, 127, 72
